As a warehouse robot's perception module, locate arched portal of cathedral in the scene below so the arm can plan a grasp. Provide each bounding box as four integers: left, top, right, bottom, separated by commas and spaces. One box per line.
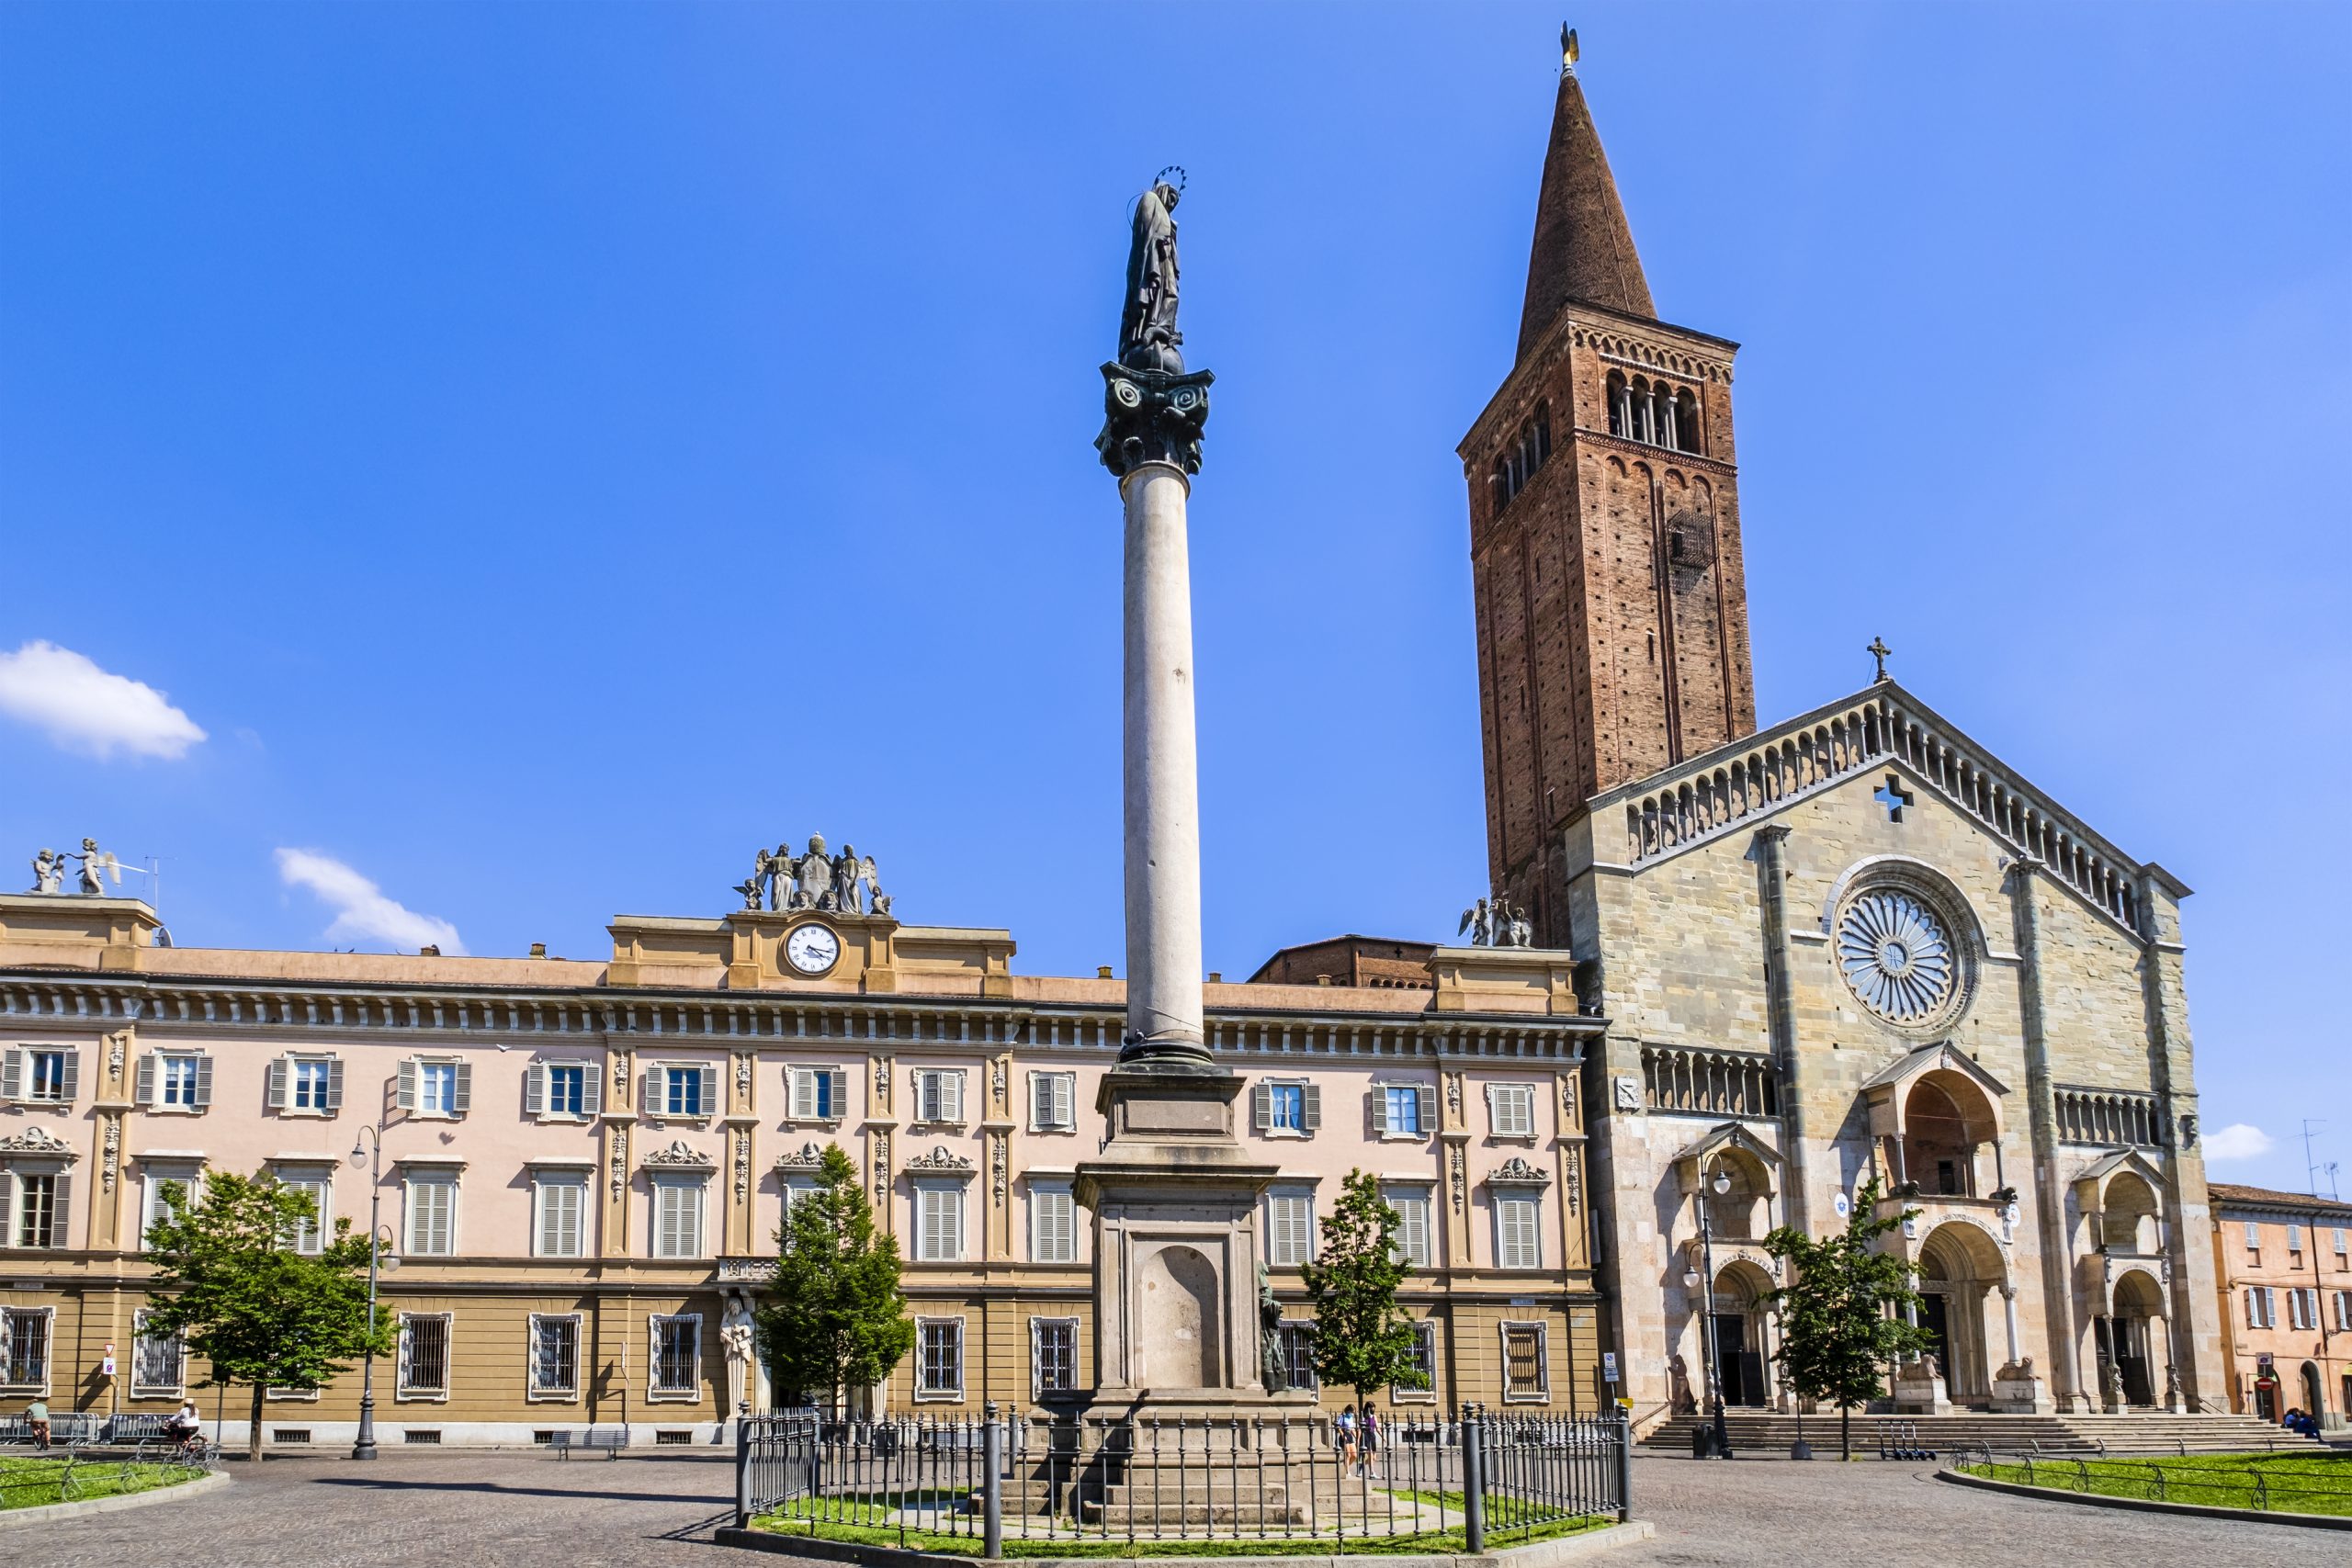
2106, 1268, 2167, 1410
1916, 1222, 2007, 1406
1709, 1258, 1776, 1408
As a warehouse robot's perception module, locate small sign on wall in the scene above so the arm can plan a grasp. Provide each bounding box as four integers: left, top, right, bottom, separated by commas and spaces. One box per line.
1602, 1351, 1620, 1385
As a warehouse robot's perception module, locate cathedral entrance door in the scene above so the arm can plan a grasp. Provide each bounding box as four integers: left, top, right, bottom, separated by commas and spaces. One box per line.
2114, 1318, 2154, 1407
1918, 1292, 1951, 1382
1712, 1314, 1758, 1406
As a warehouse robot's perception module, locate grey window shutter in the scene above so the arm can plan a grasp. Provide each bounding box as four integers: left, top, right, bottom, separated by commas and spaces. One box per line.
48, 1173, 72, 1249
58, 1049, 79, 1104
581, 1065, 602, 1116
326, 1057, 345, 1111
829, 1069, 847, 1117
451, 1061, 472, 1114
192, 1055, 214, 1110
523, 1064, 544, 1117
1055, 1074, 1074, 1128
1251, 1082, 1271, 1131
395, 1058, 417, 1111
643, 1068, 660, 1112
1302, 1084, 1321, 1133
1416, 1085, 1436, 1134
266, 1057, 288, 1111
0, 1171, 13, 1247
0, 1047, 19, 1101
699, 1065, 718, 1114
1368, 1089, 1387, 1135
135, 1054, 157, 1107
1031, 1074, 1049, 1130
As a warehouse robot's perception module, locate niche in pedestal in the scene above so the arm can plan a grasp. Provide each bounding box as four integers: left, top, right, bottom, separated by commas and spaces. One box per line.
1136, 1243, 1220, 1388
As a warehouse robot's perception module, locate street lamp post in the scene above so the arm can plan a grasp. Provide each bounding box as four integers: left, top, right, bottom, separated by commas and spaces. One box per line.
1681, 1168, 1736, 1460
348, 1123, 396, 1461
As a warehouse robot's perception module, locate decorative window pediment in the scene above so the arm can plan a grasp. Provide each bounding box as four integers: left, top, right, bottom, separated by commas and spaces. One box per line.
774, 1141, 827, 1171
0, 1126, 79, 1164
640, 1139, 717, 1170
1485, 1156, 1551, 1188
905, 1144, 973, 1173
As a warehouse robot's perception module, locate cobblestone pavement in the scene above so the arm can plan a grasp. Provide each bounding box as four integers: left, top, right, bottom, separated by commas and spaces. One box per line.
17, 1450, 2321, 1567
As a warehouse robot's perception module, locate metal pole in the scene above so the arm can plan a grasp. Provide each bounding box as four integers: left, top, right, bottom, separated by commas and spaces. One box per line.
1614, 1403, 1633, 1523
1701, 1212, 1731, 1459
352, 1125, 382, 1461
1460, 1402, 1486, 1555
983, 1402, 1003, 1558
735, 1412, 754, 1528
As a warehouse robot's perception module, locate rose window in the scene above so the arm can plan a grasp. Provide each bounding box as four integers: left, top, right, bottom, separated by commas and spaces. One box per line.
1837, 889, 1956, 1023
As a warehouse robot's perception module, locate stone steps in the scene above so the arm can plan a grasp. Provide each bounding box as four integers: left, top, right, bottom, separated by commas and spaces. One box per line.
1641, 1409, 2324, 1457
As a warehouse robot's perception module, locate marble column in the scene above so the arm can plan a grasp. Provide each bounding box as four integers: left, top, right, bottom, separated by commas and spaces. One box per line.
1121, 458, 1207, 1055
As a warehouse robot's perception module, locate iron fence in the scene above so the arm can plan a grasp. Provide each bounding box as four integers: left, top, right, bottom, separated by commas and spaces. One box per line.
736, 1404, 1631, 1551
1950, 1447, 2352, 1517
0, 1442, 216, 1511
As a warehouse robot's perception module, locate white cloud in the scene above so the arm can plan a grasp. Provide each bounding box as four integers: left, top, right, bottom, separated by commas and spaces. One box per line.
0, 640, 208, 760
2203, 1122, 2273, 1161
275, 849, 466, 956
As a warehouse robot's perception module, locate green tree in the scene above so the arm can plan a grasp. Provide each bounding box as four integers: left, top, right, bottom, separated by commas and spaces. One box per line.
1762, 1176, 1933, 1459
1300, 1169, 1427, 1412
757, 1144, 915, 1415
141, 1168, 390, 1462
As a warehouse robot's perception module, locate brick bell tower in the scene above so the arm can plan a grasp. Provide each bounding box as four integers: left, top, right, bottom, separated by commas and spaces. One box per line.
1462, 34, 1758, 947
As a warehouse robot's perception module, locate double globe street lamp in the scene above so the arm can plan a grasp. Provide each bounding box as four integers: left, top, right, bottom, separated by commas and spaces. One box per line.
1680, 1166, 1735, 1461
348, 1122, 400, 1461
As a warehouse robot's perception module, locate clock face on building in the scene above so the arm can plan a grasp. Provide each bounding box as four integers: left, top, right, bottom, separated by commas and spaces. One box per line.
784, 923, 842, 976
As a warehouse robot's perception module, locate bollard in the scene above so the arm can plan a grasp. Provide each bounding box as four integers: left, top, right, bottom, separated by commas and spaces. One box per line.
983, 1402, 1003, 1559
1460, 1403, 1487, 1555
1614, 1404, 1633, 1524
735, 1415, 754, 1528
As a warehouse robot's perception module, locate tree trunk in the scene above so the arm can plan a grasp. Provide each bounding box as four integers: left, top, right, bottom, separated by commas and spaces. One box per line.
247, 1382, 266, 1463
1838, 1402, 1850, 1461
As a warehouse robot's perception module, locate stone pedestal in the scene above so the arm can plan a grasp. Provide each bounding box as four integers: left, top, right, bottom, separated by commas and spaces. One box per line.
1077, 1063, 1293, 1411
1892, 1371, 1952, 1416
1989, 1369, 2052, 1414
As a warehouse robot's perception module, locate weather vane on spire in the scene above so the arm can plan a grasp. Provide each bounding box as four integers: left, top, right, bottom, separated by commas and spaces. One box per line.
1561, 25, 1578, 73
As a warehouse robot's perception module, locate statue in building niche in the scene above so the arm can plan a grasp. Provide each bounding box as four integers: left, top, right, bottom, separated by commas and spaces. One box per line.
1258, 1266, 1288, 1393
737, 835, 888, 918
1458, 896, 1533, 949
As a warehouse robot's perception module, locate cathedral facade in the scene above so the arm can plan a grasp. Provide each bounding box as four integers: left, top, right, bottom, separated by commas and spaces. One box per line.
1461, 54, 2225, 1417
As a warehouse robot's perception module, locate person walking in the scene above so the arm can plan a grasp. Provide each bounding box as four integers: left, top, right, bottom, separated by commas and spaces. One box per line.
1360, 1404, 1383, 1478
1335, 1404, 1359, 1475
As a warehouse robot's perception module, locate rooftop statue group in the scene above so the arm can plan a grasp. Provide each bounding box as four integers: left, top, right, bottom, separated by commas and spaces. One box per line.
27, 840, 119, 897
736, 835, 891, 919
1459, 896, 1534, 948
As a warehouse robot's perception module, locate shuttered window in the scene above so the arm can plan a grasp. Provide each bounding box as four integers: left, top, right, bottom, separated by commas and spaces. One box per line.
1267, 1190, 1316, 1266
1032, 1184, 1076, 1263
8, 1174, 67, 1249
653, 1179, 707, 1259
404, 1177, 458, 1257
535, 1177, 586, 1258
1495, 1194, 1542, 1269
399, 1059, 470, 1119
917, 1181, 966, 1262
1488, 1083, 1537, 1138
1030, 1072, 1076, 1132
528, 1063, 593, 1120
790, 1067, 848, 1122
1385, 1188, 1432, 1269
279, 1176, 330, 1254
917, 1071, 966, 1125
1251, 1081, 1318, 1135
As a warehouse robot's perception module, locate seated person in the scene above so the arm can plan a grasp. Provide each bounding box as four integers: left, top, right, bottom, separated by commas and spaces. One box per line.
23, 1399, 48, 1450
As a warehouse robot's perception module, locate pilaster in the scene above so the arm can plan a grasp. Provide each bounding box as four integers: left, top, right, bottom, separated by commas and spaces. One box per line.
1750, 825, 1813, 1239
90, 1026, 133, 1251
601, 1036, 636, 1259
2135, 867, 2225, 1406
2009, 857, 2086, 1411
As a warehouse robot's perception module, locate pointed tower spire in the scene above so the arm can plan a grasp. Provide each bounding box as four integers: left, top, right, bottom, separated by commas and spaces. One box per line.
1518, 28, 1655, 358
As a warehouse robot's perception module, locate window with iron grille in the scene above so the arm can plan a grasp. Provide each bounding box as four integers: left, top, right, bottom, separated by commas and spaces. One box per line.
130, 1312, 185, 1398
1280, 1322, 1317, 1392
1391, 1321, 1438, 1401
528, 1314, 580, 1398
1267, 1190, 1316, 1266
1031, 1183, 1076, 1263
1501, 1321, 1547, 1401
1031, 1317, 1078, 1396
1, 1308, 51, 1388
917, 1317, 963, 1400
397, 1314, 451, 1399
651, 1314, 700, 1399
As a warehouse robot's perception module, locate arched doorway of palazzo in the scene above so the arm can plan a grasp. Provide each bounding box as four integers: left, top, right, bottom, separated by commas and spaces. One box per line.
1709, 1258, 1777, 1408
1916, 1221, 2007, 1406
2104, 1268, 2168, 1409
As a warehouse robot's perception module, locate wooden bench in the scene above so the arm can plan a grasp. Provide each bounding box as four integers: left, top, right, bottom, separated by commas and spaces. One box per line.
548, 1427, 628, 1460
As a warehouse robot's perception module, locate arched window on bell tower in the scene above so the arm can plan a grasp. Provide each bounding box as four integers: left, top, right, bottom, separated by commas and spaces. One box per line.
1675, 388, 1702, 454
1606, 372, 1630, 438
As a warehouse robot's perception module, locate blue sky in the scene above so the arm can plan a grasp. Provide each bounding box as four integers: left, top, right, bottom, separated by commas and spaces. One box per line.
3, 3, 2346, 1194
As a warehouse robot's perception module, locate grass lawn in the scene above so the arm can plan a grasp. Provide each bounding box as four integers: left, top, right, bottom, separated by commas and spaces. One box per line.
0, 1454, 206, 1511
1966, 1451, 2352, 1517
753, 1491, 1615, 1556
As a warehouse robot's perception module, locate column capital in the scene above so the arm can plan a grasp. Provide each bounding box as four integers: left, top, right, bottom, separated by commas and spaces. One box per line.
1097, 363, 1214, 478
